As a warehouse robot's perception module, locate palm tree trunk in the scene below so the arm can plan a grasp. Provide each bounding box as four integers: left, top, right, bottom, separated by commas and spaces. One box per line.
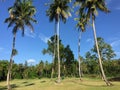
51, 22, 57, 80
92, 18, 112, 86
56, 15, 61, 83
7, 33, 16, 90
78, 30, 82, 80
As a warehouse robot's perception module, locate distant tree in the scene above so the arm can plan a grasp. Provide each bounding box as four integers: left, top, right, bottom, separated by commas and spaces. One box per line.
63, 45, 74, 77
0, 60, 8, 81
36, 60, 44, 78
46, 0, 71, 83
85, 37, 116, 75
22, 61, 29, 79
42, 35, 65, 78
85, 52, 99, 74
5, 0, 36, 89
91, 37, 116, 60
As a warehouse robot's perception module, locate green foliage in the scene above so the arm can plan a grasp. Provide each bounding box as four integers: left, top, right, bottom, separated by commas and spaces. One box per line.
0, 58, 120, 81
91, 37, 116, 60
84, 37, 116, 64
43, 36, 75, 77
46, 0, 71, 23
0, 60, 8, 81
5, 0, 37, 36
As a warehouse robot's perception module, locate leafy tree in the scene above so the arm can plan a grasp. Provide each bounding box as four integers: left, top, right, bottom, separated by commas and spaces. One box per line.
36, 60, 44, 78
5, 0, 36, 89
0, 60, 8, 81
46, 0, 71, 83
91, 37, 116, 60
63, 45, 74, 77
79, 0, 111, 86
22, 61, 29, 79
42, 35, 60, 79
85, 52, 99, 74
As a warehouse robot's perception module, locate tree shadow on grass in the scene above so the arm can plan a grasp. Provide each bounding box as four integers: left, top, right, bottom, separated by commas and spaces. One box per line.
71, 80, 109, 87
22, 81, 28, 84
11, 84, 19, 88
25, 83, 35, 86
0, 86, 7, 90
108, 77, 120, 81
40, 80, 46, 83
0, 84, 18, 90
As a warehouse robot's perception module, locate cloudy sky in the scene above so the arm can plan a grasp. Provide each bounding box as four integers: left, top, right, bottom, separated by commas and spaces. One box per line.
0, 0, 120, 64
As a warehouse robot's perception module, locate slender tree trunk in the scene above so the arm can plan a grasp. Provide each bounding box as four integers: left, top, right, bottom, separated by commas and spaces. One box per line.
51, 22, 57, 80
56, 15, 61, 83
92, 18, 112, 86
78, 31, 82, 80
7, 33, 16, 90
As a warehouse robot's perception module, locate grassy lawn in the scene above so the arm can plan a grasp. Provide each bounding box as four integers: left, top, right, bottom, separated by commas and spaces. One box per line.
0, 78, 120, 90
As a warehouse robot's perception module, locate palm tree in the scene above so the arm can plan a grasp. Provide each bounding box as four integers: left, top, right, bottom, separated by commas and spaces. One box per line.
79, 0, 111, 86
75, 12, 86, 80
46, 0, 71, 83
5, 0, 36, 89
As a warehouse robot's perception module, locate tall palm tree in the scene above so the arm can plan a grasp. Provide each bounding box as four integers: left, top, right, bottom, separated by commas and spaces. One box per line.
46, 0, 71, 83
75, 12, 86, 80
5, 0, 36, 89
79, 0, 111, 86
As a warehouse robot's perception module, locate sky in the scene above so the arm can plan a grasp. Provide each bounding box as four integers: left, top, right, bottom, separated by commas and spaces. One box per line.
0, 0, 120, 65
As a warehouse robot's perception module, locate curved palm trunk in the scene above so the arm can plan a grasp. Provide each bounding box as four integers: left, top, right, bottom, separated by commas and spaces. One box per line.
78, 31, 82, 80
92, 18, 112, 86
56, 15, 61, 83
7, 33, 16, 90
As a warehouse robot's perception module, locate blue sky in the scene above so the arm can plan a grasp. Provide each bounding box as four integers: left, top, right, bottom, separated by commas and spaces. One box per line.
0, 0, 120, 65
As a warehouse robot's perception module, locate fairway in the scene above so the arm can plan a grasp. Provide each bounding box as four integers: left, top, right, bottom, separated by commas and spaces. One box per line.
0, 78, 120, 90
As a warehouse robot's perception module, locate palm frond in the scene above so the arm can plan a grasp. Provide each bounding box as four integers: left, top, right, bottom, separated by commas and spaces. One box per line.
5, 0, 36, 35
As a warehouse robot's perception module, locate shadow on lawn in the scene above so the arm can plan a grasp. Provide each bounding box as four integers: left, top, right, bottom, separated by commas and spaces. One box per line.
108, 77, 120, 81
71, 80, 107, 87
40, 80, 46, 83
0, 86, 7, 90
25, 83, 35, 86
0, 84, 18, 90
22, 81, 28, 84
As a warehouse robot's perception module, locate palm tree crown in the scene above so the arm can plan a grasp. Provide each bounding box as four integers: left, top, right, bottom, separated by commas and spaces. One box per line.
46, 0, 71, 23
5, 0, 37, 36
79, 0, 110, 21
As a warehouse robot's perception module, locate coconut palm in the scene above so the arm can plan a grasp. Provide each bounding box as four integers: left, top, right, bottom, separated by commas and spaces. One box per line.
74, 0, 87, 81
75, 14, 86, 80
46, 0, 71, 83
5, 0, 36, 89
79, 0, 111, 85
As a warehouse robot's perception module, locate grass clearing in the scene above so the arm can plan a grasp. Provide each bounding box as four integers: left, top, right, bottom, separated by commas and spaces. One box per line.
0, 78, 120, 90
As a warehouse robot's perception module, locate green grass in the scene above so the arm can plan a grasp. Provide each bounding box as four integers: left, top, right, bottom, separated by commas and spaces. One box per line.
0, 78, 120, 90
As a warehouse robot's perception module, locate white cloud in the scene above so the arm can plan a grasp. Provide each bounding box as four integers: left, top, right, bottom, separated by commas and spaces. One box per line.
115, 51, 120, 58
106, 0, 112, 4
111, 40, 120, 47
86, 38, 94, 43
115, 51, 120, 55
39, 33, 50, 43
115, 7, 120, 10
27, 59, 36, 64
0, 47, 4, 51
25, 29, 36, 38
110, 39, 120, 58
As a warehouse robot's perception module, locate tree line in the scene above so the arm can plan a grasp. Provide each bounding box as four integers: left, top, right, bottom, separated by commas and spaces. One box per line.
0, 36, 120, 81
0, 58, 120, 81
